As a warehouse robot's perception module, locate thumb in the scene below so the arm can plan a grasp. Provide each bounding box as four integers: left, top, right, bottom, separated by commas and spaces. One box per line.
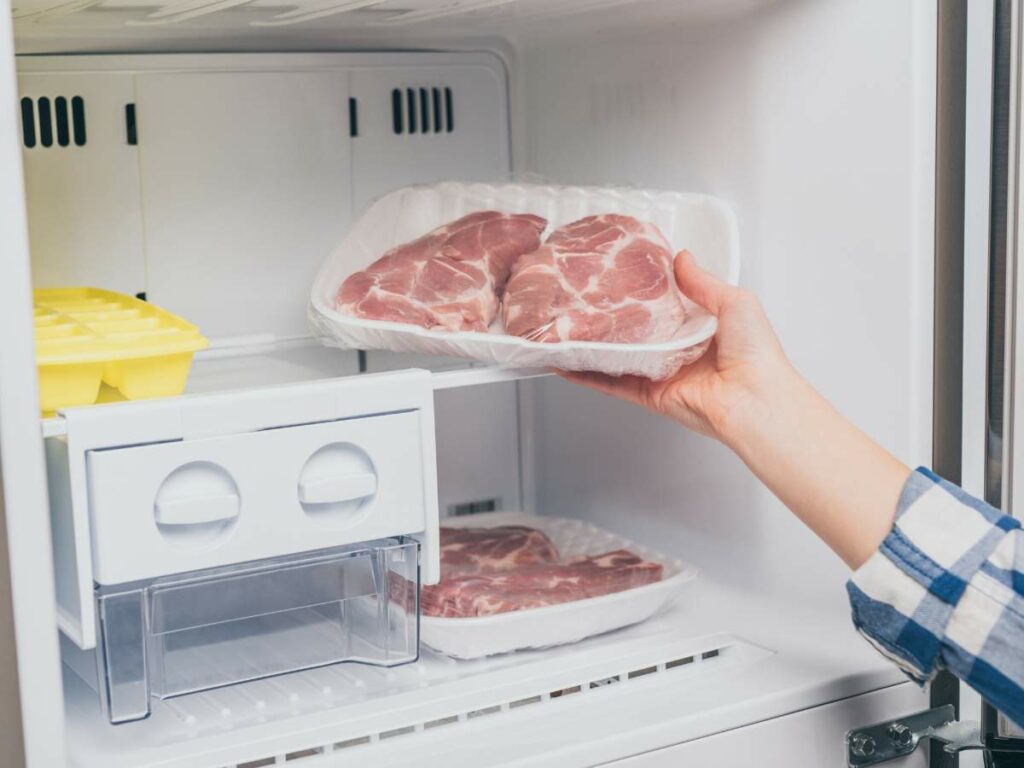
674, 250, 734, 315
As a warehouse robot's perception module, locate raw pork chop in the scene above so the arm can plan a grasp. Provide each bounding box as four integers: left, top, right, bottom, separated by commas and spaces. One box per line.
390, 525, 559, 611
420, 549, 664, 618
502, 214, 686, 344
337, 211, 546, 332
438, 525, 559, 575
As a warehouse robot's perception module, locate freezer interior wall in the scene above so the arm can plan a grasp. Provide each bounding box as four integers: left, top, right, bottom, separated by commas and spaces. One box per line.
513, 0, 934, 614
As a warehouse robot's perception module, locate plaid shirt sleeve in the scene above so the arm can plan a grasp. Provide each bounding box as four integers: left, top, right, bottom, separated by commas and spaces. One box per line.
847, 467, 1024, 728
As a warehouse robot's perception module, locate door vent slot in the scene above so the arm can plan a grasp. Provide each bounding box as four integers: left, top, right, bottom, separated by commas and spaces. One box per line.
448, 498, 500, 516
391, 85, 454, 135
21, 95, 86, 149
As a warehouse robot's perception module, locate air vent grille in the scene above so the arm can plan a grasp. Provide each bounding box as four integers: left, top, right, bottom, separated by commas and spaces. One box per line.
217, 639, 745, 768
391, 86, 453, 135
449, 498, 500, 516
20, 95, 86, 149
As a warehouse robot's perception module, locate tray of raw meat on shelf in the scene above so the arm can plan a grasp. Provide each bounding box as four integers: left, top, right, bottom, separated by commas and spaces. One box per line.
309, 181, 740, 380
395, 511, 698, 659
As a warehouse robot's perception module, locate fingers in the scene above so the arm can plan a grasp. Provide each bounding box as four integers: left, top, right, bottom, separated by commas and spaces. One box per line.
674, 250, 736, 316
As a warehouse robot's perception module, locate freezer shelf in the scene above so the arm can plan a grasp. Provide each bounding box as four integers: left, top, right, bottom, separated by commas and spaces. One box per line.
61, 579, 908, 768
82, 539, 419, 724
41, 340, 549, 438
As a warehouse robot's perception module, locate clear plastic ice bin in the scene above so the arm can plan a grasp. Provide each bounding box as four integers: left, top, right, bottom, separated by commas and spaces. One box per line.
91, 538, 419, 723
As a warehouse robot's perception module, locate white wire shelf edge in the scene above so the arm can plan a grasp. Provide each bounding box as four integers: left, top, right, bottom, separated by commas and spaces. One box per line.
41, 339, 550, 438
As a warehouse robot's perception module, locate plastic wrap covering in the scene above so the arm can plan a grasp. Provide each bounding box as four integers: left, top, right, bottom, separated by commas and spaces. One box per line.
310, 182, 740, 380
406, 512, 698, 659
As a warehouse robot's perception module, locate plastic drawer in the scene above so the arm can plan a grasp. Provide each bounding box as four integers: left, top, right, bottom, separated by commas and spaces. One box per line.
86, 409, 426, 584
93, 538, 419, 723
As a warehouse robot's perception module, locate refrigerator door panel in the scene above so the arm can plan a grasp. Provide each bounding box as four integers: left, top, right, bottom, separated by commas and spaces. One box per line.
987, 0, 1024, 755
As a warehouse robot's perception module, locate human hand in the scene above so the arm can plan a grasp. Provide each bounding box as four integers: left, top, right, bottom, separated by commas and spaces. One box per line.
561, 251, 910, 569
558, 251, 799, 446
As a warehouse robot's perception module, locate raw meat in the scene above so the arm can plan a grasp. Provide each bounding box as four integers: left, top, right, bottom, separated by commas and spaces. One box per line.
502, 214, 687, 344
394, 525, 664, 619
438, 525, 560, 575
337, 211, 547, 332
421, 549, 664, 618
390, 525, 559, 610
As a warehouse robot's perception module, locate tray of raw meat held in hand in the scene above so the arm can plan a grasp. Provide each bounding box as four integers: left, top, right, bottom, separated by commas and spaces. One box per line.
400, 511, 698, 659
309, 182, 740, 380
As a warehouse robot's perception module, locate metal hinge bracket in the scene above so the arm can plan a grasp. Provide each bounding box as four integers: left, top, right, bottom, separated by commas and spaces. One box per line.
846, 706, 983, 767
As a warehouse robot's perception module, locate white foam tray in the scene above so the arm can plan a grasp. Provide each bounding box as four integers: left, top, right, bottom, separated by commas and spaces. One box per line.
309, 182, 741, 380
420, 511, 699, 659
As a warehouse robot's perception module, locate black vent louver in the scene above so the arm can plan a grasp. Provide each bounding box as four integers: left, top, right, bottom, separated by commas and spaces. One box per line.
55, 97, 70, 146
20, 97, 35, 148
391, 85, 454, 135
37, 97, 53, 147
20, 95, 86, 149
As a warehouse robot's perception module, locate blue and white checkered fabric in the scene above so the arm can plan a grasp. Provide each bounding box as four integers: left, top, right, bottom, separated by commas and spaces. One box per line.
847, 467, 1024, 727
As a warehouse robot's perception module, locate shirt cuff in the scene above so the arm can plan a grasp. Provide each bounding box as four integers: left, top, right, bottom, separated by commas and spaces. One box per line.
846, 467, 1019, 683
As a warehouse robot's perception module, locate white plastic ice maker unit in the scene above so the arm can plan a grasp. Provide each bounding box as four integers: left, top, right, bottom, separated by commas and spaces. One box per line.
47, 370, 440, 651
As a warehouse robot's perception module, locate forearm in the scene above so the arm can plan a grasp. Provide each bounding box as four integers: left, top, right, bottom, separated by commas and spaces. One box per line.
719, 366, 910, 569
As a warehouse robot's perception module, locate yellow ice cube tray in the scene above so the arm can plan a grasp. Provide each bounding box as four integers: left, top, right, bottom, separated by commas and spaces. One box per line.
33, 288, 208, 413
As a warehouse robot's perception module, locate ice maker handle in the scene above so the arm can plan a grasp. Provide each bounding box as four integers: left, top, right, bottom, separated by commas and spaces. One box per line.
298, 472, 377, 505
154, 494, 241, 526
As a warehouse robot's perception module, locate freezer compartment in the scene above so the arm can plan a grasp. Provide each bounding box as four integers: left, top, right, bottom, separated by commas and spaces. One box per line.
88, 537, 419, 724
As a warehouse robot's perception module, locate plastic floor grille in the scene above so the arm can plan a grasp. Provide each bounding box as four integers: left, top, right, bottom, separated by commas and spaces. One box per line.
224, 639, 741, 768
